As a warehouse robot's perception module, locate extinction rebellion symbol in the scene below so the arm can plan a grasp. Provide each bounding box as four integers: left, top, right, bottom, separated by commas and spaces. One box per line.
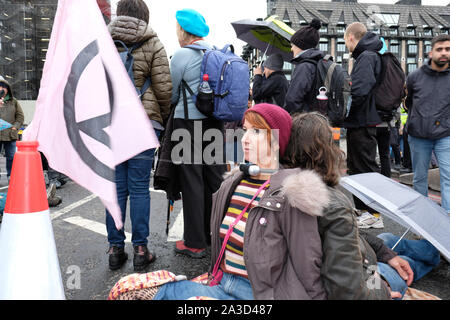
63, 40, 115, 182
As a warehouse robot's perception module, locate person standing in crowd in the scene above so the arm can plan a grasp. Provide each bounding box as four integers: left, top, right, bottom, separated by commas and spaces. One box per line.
169, 8, 226, 258
343, 22, 382, 215
252, 53, 289, 107
284, 18, 324, 114
405, 34, 450, 213
106, 0, 172, 271
0, 76, 24, 182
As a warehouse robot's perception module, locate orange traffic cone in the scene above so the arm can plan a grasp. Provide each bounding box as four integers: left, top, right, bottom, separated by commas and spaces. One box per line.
0, 141, 65, 299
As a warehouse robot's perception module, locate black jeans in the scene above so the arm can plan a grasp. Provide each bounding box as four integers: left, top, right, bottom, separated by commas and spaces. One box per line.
173, 117, 226, 249
346, 127, 379, 211
376, 127, 391, 178
390, 126, 401, 165
402, 130, 412, 169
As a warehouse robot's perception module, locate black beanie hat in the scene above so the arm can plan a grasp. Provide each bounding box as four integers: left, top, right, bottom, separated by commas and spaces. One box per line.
291, 18, 321, 50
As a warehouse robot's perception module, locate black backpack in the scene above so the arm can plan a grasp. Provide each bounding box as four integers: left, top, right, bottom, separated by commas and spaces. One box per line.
303, 55, 352, 127
374, 52, 405, 121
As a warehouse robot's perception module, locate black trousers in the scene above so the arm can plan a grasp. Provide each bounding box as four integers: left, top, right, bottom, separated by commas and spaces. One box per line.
376, 127, 391, 178
173, 118, 226, 249
390, 126, 401, 166
402, 130, 412, 169
346, 127, 379, 211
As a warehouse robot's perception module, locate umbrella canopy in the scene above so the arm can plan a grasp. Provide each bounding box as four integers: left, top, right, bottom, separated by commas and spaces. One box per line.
340, 172, 450, 261
231, 15, 295, 62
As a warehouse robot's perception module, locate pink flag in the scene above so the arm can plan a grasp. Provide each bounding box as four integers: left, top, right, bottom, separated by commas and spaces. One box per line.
23, 0, 159, 230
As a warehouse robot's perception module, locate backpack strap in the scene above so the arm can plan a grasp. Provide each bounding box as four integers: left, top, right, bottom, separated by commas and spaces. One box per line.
180, 80, 195, 120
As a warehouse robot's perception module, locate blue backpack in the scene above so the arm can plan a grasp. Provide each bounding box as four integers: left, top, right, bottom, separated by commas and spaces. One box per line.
114, 40, 151, 99
185, 44, 250, 122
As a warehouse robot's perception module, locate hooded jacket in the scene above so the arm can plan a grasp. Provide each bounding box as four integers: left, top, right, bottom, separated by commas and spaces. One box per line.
109, 16, 172, 126
405, 61, 450, 139
0, 78, 24, 142
343, 32, 383, 128
284, 48, 325, 114
252, 71, 289, 107
211, 168, 328, 300
210, 167, 391, 300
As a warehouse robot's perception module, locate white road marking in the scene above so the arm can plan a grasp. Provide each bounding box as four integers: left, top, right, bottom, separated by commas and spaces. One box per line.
51, 194, 98, 220
46, 187, 181, 242
167, 209, 184, 242
62, 216, 132, 243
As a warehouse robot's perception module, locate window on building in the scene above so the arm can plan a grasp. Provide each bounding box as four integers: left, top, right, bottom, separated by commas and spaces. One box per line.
374, 13, 400, 26
320, 25, 328, 34
319, 37, 329, 52
424, 40, 432, 55
336, 26, 345, 34
407, 28, 415, 36
389, 27, 398, 36
441, 28, 449, 35
390, 43, 399, 54
423, 28, 432, 36
408, 40, 417, 55
336, 38, 346, 52
407, 63, 417, 74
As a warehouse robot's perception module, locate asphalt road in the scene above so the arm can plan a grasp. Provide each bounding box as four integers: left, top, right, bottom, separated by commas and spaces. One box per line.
0, 157, 448, 300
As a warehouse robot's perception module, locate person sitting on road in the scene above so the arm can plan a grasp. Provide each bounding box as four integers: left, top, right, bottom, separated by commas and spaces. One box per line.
136, 103, 330, 300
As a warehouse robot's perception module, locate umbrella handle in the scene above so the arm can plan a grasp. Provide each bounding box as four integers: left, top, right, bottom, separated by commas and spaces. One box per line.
391, 226, 412, 250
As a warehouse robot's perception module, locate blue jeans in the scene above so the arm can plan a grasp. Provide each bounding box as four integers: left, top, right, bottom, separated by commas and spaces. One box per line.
376, 233, 440, 299
408, 135, 450, 213
153, 272, 254, 300
105, 130, 160, 247
0, 141, 16, 177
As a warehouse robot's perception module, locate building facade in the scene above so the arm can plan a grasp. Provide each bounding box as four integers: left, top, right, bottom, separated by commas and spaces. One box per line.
244, 0, 450, 79
0, 0, 111, 100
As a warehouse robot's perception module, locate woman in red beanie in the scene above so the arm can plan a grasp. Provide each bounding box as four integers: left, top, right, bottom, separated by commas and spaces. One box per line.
140, 103, 330, 300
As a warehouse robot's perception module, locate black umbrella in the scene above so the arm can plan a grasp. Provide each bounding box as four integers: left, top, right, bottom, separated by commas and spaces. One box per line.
231, 15, 295, 62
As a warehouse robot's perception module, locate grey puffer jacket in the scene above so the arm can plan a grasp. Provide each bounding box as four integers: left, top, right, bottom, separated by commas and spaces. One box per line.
109, 16, 172, 126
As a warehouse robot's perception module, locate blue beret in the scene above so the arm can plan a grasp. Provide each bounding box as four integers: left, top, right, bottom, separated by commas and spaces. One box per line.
176, 9, 209, 38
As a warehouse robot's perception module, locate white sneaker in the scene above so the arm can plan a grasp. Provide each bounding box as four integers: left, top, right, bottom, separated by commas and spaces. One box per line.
357, 211, 384, 229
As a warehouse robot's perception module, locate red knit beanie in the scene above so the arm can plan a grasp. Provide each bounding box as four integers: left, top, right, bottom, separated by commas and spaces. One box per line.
244, 103, 292, 157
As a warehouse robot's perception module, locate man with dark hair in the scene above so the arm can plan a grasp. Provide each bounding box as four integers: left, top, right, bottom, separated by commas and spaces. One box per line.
107, 0, 172, 271
405, 34, 450, 214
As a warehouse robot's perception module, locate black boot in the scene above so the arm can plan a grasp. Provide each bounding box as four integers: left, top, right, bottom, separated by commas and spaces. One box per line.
108, 246, 128, 271
133, 245, 156, 272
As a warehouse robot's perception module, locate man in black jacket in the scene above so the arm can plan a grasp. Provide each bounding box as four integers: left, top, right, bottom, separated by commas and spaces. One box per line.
252, 53, 289, 107
343, 23, 382, 206
405, 34, 450, 213
284, 18, 324, 114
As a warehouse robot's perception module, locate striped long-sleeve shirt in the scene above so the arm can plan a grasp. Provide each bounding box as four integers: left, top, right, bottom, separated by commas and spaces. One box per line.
219, 178, 269, 278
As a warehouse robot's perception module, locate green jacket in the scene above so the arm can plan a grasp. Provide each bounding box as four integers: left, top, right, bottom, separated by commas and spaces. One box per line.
0, 78, 24, 142
318, 186, 392, 300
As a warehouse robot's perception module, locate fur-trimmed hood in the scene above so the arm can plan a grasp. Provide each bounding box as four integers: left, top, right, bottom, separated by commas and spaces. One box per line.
224, 166, 330, 217
279, 168, 330, 217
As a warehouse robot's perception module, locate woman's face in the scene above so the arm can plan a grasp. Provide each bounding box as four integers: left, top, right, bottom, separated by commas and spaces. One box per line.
242, 121, 277, 167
